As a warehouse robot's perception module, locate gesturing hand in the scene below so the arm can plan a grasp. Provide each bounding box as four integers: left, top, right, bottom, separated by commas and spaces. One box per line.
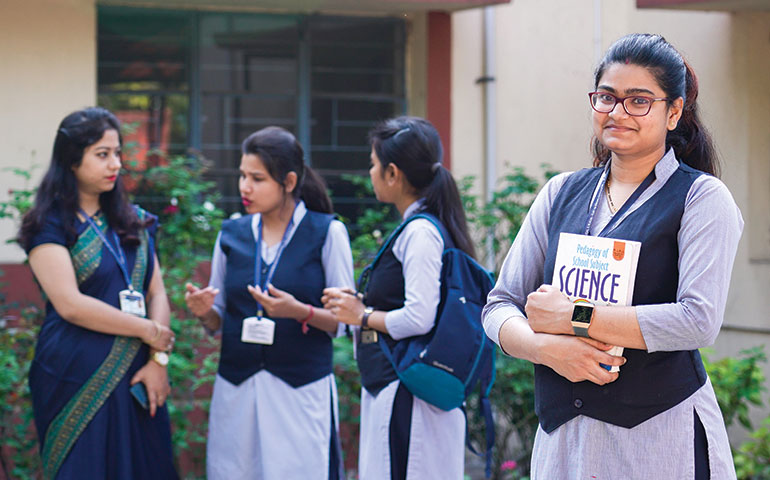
525, 284, 573, 335
247, 284, 308, 320
321, 287, 364, 326
185, 283, 219, 317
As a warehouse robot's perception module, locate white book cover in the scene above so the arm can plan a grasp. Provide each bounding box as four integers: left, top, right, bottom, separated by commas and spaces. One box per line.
551, 232, 641, 372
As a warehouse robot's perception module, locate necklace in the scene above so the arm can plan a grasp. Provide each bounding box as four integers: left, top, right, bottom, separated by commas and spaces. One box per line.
79, 209, 103, 226
605, 178, 618, 214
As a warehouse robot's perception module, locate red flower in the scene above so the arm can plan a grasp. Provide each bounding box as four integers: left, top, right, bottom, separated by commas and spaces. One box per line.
163, 205, 179, 215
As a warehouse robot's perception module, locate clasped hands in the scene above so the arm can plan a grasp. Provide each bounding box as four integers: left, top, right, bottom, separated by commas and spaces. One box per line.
141, 318, 174, 352
525, 284, 624, 385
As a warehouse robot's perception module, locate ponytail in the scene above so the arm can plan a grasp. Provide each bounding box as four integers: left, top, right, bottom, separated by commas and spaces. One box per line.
369, 116, 476, 259
592, 34, 720, 177
300, 166, 333, 214
422, 166, 476, 259
665, 62, 719, 177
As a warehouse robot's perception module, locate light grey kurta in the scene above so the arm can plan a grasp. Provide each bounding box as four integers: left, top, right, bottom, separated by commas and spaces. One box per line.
206, 201, 355, 480
483, 150, 743, 479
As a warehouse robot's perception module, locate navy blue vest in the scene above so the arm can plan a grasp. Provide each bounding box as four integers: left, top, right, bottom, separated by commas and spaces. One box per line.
536, 163, 708, 433
357, 213, 454, 395
218, 211, 334, 387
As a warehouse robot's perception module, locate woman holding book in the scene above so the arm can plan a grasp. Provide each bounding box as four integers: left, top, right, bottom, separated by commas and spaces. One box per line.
322, 116, 476, 479
19, 107, 178, 479
184, 126, 353, 479
483, 34, 742, 479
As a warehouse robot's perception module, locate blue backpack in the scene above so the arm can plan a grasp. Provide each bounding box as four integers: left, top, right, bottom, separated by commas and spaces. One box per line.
359, 213, 497, 476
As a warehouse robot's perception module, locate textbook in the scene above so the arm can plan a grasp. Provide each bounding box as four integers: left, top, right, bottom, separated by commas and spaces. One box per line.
551, 232, 641, 373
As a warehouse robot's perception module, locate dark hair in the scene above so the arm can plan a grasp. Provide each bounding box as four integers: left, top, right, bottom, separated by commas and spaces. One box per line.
369, 116, 475, 259
241, 126, 333, 214
591, 33, 719, 177
19, 107, 147, 251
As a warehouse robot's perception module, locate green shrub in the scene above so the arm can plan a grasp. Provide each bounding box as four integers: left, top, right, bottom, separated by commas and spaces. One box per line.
0, 167, 42, 478
701, 347, 766, 430
734, 415, 770, 480
0, 303, 42, 478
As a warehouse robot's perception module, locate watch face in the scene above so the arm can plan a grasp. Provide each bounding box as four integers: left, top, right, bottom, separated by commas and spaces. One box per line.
154, 352, 169, 366
572, 305, 593, 325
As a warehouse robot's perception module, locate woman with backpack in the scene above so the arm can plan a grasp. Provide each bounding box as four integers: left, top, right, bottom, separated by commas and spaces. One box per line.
483, 34, 742, 478
184, 126, 354, 479
322, 116, 476, 479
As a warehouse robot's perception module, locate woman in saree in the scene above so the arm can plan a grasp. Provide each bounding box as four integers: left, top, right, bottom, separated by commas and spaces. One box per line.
18, 107, 179, 479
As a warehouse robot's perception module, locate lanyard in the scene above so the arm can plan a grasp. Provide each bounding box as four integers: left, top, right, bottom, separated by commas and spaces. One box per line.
583, 162, 656, 235
583, 166, 611, 235
79, 209, 134, 290
254, 204, 297, 317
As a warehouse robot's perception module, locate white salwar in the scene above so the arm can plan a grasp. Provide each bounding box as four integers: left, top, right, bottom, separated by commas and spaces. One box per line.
357, 200, 466, 480
207, 371, 340, 480
358, 380, 466, 480
205, 201, 354, 480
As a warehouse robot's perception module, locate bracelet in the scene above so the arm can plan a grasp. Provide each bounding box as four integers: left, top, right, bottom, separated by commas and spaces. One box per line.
150, 320, 162, 343
300, 305, 314, 334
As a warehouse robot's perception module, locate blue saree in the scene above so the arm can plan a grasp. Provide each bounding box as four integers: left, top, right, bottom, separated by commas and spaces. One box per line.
26, 207, 178, 480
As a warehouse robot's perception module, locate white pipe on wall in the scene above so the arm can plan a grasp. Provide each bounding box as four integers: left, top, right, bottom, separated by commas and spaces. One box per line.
482, 5, 497, 272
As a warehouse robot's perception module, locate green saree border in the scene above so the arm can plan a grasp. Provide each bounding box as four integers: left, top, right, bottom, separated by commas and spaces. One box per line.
42, 209, 150, 479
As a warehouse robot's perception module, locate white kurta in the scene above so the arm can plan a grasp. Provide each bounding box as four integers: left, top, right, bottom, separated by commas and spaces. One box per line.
357, 200, 466, 480
206, 201, 354, 480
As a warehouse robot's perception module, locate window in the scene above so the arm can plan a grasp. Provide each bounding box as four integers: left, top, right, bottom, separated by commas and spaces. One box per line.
98, 7, 405, 220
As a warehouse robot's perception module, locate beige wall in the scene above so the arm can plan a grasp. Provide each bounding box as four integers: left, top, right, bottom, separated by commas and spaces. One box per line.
452, 0, 770, 440
0, 0, 97, 262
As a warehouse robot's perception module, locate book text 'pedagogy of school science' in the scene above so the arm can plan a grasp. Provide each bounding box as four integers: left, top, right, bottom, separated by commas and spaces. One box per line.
552, 233, 641, 373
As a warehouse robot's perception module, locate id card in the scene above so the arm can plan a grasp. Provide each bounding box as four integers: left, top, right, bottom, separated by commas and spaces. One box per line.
241, 316, 275, 345
119, 289, 146, 317
360, 329, 378, 344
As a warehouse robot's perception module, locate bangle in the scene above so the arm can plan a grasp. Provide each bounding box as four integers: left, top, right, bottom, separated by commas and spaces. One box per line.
150, 320, 162, 343
300, 305, 314, 334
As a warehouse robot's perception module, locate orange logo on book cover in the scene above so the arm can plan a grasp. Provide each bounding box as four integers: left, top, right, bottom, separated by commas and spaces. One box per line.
613, 241, 625, 261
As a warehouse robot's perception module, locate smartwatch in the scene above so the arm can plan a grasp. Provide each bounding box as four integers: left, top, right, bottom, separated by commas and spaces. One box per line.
571, 303, 594, 338
152, 351, 170, 367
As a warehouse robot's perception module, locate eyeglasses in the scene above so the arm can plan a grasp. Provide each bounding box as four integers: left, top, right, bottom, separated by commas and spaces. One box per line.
588, 91, 669, 117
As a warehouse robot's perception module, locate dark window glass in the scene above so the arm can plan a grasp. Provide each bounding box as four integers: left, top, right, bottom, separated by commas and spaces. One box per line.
98, 10, 190, 161
98, 8, 405, 219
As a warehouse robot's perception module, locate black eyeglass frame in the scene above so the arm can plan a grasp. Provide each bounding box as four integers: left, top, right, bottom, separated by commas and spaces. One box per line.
588, 91, 670, 117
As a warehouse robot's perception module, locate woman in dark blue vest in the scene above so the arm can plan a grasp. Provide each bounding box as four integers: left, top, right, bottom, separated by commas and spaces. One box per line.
323, 117, 477, 479
483, 34, 742, 479
184, 127, 354, 479
20, 107, 178, 479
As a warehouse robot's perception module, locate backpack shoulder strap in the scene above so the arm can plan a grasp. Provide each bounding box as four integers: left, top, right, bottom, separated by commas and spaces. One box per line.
407, 213, 452, 251
357, 212, 444, 291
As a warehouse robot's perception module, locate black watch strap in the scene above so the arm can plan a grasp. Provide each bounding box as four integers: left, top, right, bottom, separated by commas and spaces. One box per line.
361, 306, 374, 328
